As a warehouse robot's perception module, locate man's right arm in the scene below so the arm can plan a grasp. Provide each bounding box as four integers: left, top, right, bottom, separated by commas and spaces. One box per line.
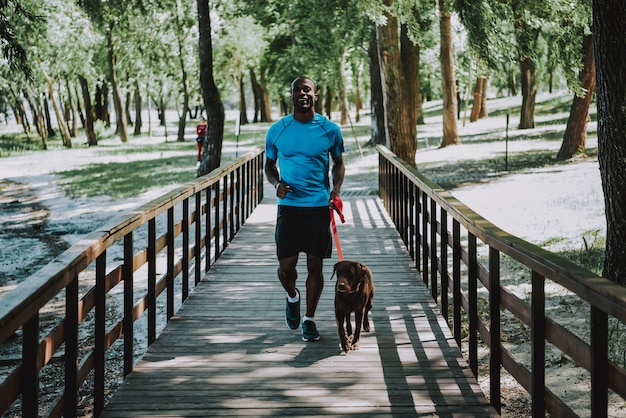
264, 157, 280, 188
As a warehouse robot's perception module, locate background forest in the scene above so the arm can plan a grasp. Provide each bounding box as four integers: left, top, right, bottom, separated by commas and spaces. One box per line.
0, 0, 624, 283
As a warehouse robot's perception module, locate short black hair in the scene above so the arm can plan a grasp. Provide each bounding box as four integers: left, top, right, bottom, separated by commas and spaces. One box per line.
290, 76, 317, 93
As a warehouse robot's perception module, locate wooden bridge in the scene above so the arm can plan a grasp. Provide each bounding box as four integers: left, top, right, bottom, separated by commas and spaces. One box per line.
3, 146, 625, 417
100, 187, 497, 417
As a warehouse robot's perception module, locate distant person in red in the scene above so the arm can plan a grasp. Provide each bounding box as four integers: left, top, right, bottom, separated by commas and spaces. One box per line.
196, 116, 207, 165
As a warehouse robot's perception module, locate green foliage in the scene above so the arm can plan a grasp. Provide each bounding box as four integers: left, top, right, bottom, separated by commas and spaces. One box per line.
0, 0, 43, 78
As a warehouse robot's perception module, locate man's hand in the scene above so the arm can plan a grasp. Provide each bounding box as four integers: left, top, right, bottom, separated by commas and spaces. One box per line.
329, 194, 345, 223
275, 181, 291, 198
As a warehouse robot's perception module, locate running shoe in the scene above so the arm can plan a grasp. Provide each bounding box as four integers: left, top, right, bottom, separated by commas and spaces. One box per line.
285, 289, 300, 330
302, 320, 320, 341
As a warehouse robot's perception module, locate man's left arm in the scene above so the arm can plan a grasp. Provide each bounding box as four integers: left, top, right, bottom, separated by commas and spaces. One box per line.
330, 154, 345, 198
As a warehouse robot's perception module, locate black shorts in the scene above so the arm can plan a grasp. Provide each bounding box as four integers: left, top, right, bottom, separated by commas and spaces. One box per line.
275, 205, 332, 259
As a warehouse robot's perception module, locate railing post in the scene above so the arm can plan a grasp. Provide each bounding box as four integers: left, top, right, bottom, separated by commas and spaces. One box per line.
421, 191, 428, 283
64, 274, 79, 417
206, 185, 212, 272
123, 232, 134, 376
22, 313, 39, 418
440, 207, 449, 321
430, 198, 438, 300
94, 251, 106, 416
468, 233, 478, 377
195, 190, 202, 285
452, 220, 461, 346
148, 219, 157, 344
531, 270, 545, 416
489, 247, 501, 414
167, 208, 175, 320
408, 183, 415, 261
214, 182, 221, 262
590, 305, 608, 418
182, 198, 190, 301
223, 175, 229, 251
229, 171, 235, 242
414, 184, 420, 271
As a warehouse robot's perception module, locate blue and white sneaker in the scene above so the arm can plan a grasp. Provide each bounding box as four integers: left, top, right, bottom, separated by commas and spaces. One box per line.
285, 289, 300, 330
302, 320, 320, 341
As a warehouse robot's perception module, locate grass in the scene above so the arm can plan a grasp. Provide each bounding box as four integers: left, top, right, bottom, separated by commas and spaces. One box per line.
56, 155, 199, 200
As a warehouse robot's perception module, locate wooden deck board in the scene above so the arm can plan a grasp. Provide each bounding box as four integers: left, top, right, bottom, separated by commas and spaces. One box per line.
100, 189, 498, 417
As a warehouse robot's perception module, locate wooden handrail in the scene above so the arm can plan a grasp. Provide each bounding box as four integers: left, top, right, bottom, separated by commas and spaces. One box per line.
0, 149, 265, 417
378, 145, 626, 417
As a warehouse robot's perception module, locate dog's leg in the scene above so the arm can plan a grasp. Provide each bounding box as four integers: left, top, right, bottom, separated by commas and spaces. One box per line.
351, 309, 364, 350
345, 312, 353, 338
335, 308, 350, 352
363, 298, 373, 332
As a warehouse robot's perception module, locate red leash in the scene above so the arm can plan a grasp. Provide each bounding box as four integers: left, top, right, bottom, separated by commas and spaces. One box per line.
330, 195, 345, 261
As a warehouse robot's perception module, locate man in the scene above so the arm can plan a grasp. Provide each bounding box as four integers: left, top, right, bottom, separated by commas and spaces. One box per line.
264, 76, 345, 342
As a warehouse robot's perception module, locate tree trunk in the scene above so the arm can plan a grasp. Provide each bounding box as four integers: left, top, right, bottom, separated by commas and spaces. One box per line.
25, 87, 47, 149
64, 77, 78, 137
470, 76, 488, 122
237, 71, 249, 125
519, 56, 537, 129
439, 0, 459, 147
73, 82, 85, 129
556, 34, 596, 160
593, 0, 626, 285
479, 77, 488, 118
94, 83, 107, 123
400, 22, 419, 157
107, 27, 129, 142
259, 72, 272, 122
368, 26, 385, 146
134, 80, 142, 135
175, 4, 190, 141
43, 96, 55, 138
354, 67, 362, 123
377, 3, 414, 166
197, 0, 225, 176
8, 87, 28, 131
79, 75, 97, 146
509, 63, 517, 96
42, 69, 72, 148
125, 91, 132, 126
250, 68, 262, 123
324, 86, 333, 119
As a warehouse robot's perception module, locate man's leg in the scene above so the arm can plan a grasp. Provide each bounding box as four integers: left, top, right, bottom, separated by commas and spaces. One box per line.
278, 255, 299, 298
279, 255, 300, 329
304, 253, 324, 317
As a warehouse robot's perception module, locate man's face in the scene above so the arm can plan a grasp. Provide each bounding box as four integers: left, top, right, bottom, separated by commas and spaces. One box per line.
291, 79, 317, 113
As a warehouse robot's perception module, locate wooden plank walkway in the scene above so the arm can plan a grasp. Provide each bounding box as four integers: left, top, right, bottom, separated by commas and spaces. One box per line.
101, 185, 498, 417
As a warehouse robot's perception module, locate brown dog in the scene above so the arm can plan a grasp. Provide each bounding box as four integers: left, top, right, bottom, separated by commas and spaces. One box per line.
332, 260, 375, 352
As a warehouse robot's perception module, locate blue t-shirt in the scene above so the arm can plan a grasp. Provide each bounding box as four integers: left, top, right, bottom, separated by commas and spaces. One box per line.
266, 113, 344, 207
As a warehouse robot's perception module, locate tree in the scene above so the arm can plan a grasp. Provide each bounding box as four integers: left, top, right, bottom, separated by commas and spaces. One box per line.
197, 0, 225, 176
376, 1, 415, 165
549, 0, 594, 160
556, 33, 595, 160
593, 0, 626, 285
78, 0, 139, 142
438, 0, 459, 146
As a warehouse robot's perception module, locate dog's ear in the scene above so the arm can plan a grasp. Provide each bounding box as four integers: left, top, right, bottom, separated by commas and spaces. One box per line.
330, 261, 340, 281
357, 263, 367, 278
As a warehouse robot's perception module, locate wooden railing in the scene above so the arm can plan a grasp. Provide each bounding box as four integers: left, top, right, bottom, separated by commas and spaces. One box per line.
0, 148, 265, 417
378, 145, 626, 417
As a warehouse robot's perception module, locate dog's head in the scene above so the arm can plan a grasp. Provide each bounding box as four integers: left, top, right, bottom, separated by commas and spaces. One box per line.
332, 260, 368, 294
